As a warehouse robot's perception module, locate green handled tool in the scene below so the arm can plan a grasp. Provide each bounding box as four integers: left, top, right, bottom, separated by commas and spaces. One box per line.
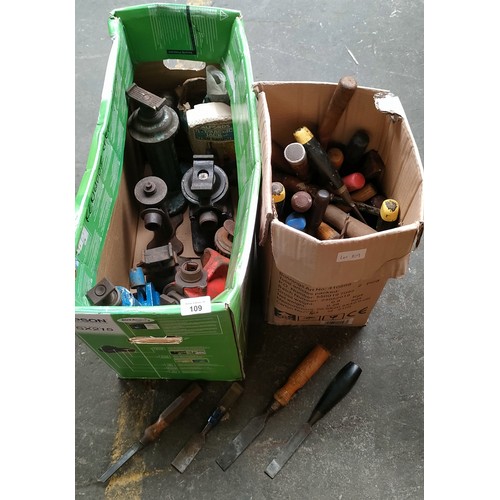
171, 382, 244, 473
265, 361, 362, 479
98, 382, 202, 483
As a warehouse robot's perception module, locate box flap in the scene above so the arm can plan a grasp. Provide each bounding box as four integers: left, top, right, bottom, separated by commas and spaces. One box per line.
256, 88, 274, 246
270, 220, 419, 287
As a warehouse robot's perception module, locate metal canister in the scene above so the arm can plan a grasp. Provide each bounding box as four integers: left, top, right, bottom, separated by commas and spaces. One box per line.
127, 83, 186, 215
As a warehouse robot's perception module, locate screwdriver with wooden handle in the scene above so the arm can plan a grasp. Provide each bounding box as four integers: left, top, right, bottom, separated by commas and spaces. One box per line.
98, 382, 202, 483
265, 361, 362, 479
216, 344, 331, 471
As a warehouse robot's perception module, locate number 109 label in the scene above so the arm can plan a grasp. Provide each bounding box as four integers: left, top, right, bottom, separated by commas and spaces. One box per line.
180, 296, 212, 316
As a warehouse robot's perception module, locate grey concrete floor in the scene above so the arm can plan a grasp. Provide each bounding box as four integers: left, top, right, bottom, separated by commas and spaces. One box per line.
75, 1, 424, 499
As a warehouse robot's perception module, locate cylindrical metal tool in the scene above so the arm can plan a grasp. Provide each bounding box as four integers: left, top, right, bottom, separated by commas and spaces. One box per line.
181, 155, 231, 254
86, 277, 139, 306
214, 219, 235, 257
306, 189, 331, 237
134, 176, 176, 248
293, 126, 367, 224
126, 83, 186, 215
318, 76, 358, 148
284, 142, 310, 181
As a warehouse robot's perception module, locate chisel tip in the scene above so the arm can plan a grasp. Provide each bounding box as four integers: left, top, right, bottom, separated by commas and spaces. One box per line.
265, 459, 281, 479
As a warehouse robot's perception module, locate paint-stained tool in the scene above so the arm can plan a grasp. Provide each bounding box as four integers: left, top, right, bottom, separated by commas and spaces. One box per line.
265, 361, 362, 479
98, 382, 202, 483
216, 344, 331, 471
171, 382, 244, 473
376, 199, 400, 231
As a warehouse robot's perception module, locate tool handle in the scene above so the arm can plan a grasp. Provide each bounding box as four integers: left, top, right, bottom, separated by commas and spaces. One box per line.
140, 382, 202, 446
274, 345, 331, 407
208, 382, 245, 427
308, 362, 362, 426
319, 76, 358, 148
294, 127, 344, 192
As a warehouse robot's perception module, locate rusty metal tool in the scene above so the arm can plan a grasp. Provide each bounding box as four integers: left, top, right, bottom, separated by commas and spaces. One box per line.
97, 382, 202, 483
171, 382, 244, 473
265, 361, 362, 479
215, 344, 331, 471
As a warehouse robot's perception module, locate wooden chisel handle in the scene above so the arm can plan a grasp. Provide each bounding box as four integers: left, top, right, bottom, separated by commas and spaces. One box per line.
273, 345, 331, 407
324, 204, 376, 238
319, 76, 358, 148
140, 382, 203, 446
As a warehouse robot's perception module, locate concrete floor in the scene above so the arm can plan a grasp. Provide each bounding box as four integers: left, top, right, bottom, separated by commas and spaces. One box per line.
75, 1, 424, 499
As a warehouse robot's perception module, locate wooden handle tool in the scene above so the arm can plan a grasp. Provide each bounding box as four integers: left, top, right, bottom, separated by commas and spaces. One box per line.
273, 344, 331, 407
319, 76, 358, 148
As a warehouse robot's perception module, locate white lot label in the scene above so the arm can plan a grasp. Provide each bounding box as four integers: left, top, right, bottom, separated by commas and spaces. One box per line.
336, 249, 367, 262
180, 296, 212, 316
75, 314, 123, 334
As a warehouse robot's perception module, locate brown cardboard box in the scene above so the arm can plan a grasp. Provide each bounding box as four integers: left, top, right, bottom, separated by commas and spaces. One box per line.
255, 81, 424, 327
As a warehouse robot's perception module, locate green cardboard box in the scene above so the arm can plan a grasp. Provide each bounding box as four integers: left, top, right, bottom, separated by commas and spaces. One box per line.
75, 3, 261, 380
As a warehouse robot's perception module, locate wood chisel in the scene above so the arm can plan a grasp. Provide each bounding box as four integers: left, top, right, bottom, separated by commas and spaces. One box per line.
171, 382, 244, 473
97, 382, 202, 483
215, 344, 331, 471
265, 361, 362, 479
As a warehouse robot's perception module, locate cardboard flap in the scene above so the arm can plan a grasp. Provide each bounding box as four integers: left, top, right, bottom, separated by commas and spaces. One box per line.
257, 89, 274, 246
270, 221, 420, 287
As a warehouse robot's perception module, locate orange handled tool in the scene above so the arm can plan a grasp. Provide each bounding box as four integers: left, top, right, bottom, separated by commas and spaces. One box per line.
216, 344, 331, 471
274, 344, 331, 406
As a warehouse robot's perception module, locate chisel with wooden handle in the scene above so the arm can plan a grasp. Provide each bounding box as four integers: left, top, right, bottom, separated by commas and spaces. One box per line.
215, 344, 331, 471
318, 76, 358, 148
97, 382, 202, 483
171, 382, 244, 473
265, 361, 362, 479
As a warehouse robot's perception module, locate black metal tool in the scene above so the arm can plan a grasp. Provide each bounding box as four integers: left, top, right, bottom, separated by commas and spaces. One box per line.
97, 382, 202, 483
126, 83, 187, 215
181, 154, 231, 254
171, 382, 244, 473
265, 361, 362, 479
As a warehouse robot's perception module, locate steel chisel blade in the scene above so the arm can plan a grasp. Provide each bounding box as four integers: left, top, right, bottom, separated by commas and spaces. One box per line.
171, 433, 205, 473
265, 423, 312, 479
216, 413, 268, 471
98, 442, 143, 483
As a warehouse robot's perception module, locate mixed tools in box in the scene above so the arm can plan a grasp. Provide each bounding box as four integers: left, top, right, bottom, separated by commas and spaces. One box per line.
85, 68, 238, 308
271, 75, 401, 239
